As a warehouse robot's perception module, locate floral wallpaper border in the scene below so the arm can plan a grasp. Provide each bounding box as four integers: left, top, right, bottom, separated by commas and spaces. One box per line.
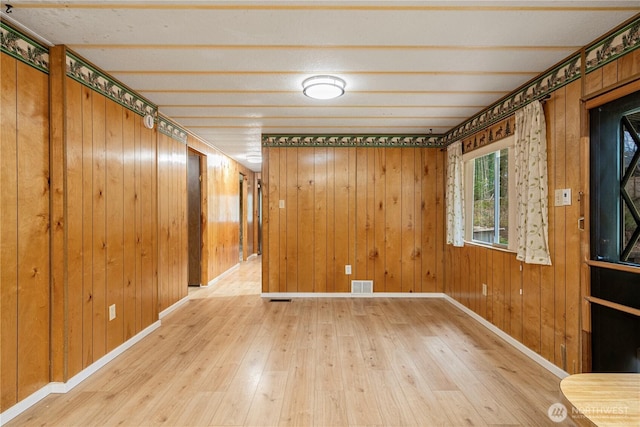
0, 22, 49, 73
158, 116, 188, 144
442, 54, 581, 145
585, 18, 640, 73
66, 50, 156, 117
262, 134, 442, 148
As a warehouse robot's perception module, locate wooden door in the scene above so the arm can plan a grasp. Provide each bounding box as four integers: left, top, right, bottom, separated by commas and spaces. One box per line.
188, 150, 202, 286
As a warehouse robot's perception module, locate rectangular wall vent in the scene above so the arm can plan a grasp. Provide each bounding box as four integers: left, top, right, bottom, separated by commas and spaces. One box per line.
351, 280, 373, 295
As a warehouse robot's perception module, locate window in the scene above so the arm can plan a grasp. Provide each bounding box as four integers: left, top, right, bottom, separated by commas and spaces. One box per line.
463, 135, 516, 249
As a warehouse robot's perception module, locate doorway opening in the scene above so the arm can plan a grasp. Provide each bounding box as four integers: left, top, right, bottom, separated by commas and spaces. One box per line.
257, 178, 262, 255
188, 149, 204, 286
239, 173, 246, 262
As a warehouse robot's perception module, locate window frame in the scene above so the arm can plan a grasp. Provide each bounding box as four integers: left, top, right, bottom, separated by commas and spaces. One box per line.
462, 135, 517, 251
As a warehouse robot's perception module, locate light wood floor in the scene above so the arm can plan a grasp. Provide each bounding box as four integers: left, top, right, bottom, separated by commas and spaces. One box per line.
8, 256, 572, 426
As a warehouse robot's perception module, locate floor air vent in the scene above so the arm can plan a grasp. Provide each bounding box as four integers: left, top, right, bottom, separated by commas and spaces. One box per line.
351, 280, 373, 295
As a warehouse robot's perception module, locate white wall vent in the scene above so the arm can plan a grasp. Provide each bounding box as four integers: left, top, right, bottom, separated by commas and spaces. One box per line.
351, 280, 373, 295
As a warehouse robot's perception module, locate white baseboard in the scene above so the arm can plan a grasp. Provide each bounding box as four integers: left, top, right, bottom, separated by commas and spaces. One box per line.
205, 263, 240, 287
442, 295, 569, 379
247, 253, 258, 260
0, 320, 161, 426
262, 292, 447, 299
159, 295, 190, 319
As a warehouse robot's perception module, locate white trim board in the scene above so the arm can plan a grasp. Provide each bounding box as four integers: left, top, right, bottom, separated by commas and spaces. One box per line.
262, 291, 569, 379
205, 263, 240, 287
159, 295, 190, 319
0, 321, 161, 426
262, 292, 446, 299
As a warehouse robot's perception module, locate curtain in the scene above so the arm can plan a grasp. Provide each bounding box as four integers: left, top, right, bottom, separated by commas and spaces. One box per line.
514, 100, 552, 265
446, 141, 465, 247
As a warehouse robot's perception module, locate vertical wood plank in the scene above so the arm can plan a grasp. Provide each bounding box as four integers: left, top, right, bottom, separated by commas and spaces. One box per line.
422, 149, 438, 292
549, 87, 566, 365
354, 148, 368, 280
123, 109, 137, 340
510, 257, 523, 343
326, 148, 336, 292
261, 148, 269, 292
366, 148, 376, 282
347, 147, 357, 290
279, 148, 289, 292
314, 148, 328, 292
134, 113, 143, 332
1, 53, 18, 410
385, 148, 402, 292
493, 251, 505, 328
435, 148, 445, 293
49, 45, 66, 383
539, 92, 557, 363
105, 100, 124, 352
16, 62, 50, 399
267, 148, 280, 293
602, 61, 619, 88
373, 148, 386, 291
334, 148, 350, 293
286, 148, 299, 292
413, 149, 423, 292
92, 92, 107, 361
564, 79, 582, 373
401, 149, 416, 293
583, 69, 603, 96
81, 85, 94, 368
522, 264, 541, 353
298, 148, 315, 292
65, 78, 85, 378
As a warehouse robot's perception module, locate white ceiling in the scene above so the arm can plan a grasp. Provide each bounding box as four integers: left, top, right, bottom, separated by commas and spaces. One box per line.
3, 1, 640, 171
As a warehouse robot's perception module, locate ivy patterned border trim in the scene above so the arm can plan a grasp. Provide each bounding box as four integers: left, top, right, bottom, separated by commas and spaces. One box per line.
262, 134, 443, 148
158, 116, 188, 144
443, 54, 581, 145
66, 50, 155, 117
0, 23, 49, 73
585, 17, 640, 73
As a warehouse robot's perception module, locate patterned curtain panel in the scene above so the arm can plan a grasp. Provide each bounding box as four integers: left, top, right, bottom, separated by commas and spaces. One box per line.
514, 100, 552, 265
446, 141, 465, 247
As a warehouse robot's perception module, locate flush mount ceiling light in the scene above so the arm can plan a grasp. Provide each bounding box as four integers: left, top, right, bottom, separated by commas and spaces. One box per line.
302, 75, 346, 100
246, 153, 262, 164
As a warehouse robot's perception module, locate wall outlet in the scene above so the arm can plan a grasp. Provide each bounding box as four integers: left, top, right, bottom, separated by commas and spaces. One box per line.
345, 265, 352, 275
279, 199, 285, 208
109, 304, 116, 321
482, 283, 487, 296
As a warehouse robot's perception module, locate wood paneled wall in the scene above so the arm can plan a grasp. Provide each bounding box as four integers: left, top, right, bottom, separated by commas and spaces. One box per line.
0, 54, 50, 411
187, 136, 256, 284
1, 42, 254, 414
262, 146, 444, 294
444, 79, 584, 374
157, 131, 188, 312
584, 49, 640, 97
49, 46, 159, 382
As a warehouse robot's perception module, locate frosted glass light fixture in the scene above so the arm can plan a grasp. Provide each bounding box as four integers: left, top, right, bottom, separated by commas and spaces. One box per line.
302, 75, 346, 100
